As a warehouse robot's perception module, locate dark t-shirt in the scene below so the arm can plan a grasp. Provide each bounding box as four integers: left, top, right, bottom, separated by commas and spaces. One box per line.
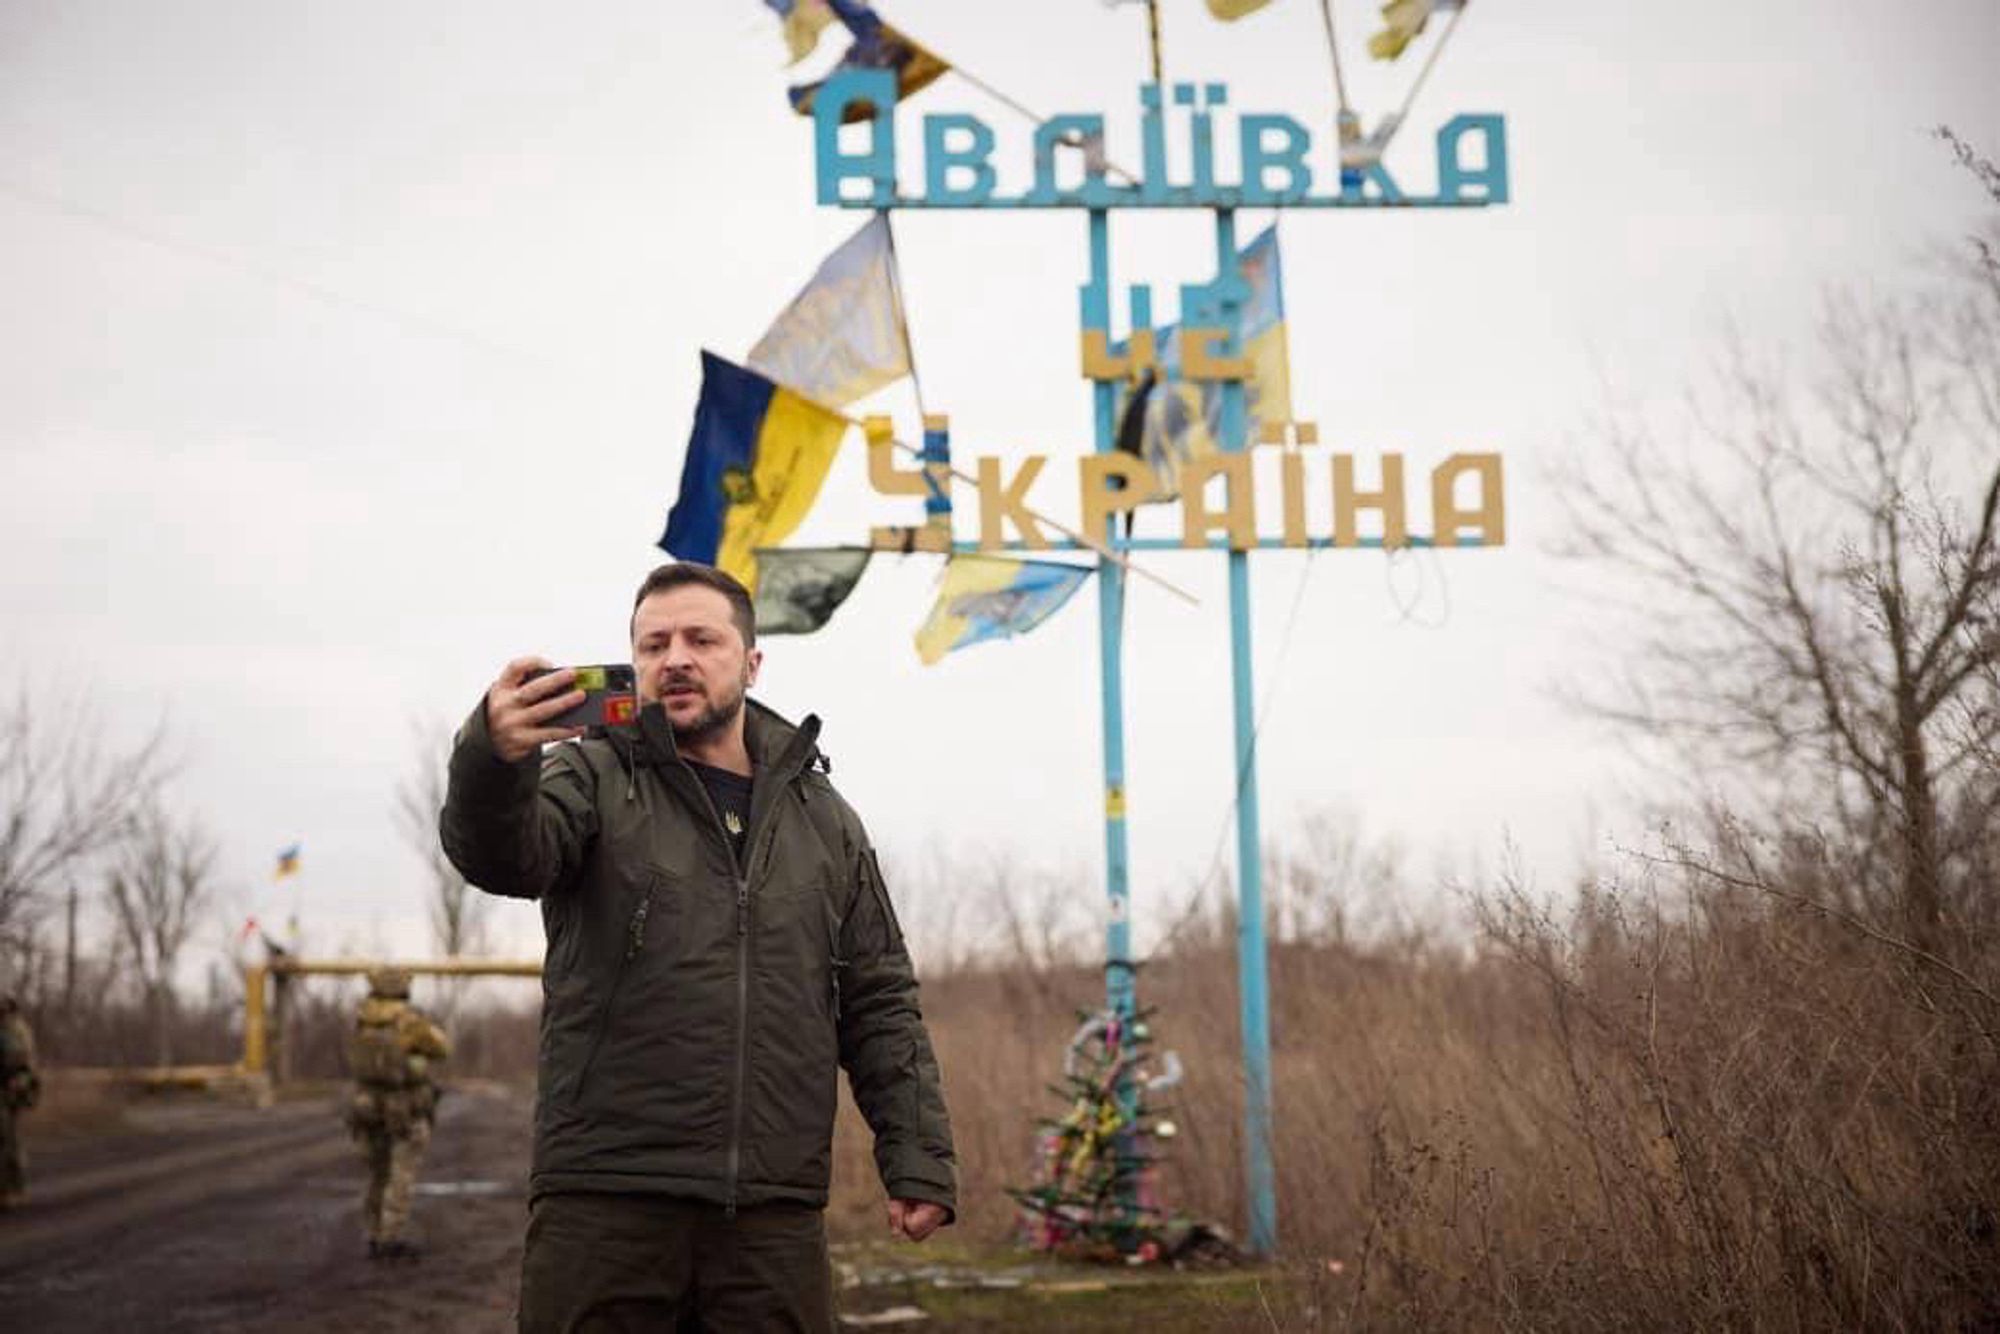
685, 760, 754, 867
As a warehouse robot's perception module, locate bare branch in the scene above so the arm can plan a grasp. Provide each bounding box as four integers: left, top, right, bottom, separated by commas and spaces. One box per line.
1551, 207, 1999, 946
105, 803, 221, 1065
0, 685, 170, 952
396, 719, 485, 964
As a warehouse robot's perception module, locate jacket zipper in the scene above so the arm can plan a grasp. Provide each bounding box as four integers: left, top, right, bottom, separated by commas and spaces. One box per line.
727, 874, 749, 1220
572, 887, 653, 1105
680, 764, 754, 1220
678, 744, 816, 1221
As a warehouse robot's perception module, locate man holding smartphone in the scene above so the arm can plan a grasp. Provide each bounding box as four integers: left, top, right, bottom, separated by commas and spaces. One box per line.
441, 561, 955, 1332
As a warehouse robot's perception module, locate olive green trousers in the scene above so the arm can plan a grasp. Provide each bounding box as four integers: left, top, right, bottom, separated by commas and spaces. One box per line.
517, 1192, 833, 1334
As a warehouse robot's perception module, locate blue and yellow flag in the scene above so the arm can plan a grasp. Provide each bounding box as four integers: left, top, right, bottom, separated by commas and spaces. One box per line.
1118, 224, 1293, 501
747, 215, 910, 410
789, 0, 949, 123
273, 843, 301, 881
914, 556, 1092, 666
661, 353, 848, 591
763, 0, 836, 64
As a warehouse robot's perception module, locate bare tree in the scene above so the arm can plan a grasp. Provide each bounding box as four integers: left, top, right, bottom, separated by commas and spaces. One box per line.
106, 804, 219, 1066
0, 686, 167, 979
1556, 136, 2000, 955
1275, 806, 1410, 947
395, 722, 485, 1016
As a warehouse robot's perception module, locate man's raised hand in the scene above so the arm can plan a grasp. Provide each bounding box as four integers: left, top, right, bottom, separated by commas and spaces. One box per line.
486, 657, 587, 762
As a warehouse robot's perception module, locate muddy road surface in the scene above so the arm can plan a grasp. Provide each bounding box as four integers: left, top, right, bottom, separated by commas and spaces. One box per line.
0, 1082, 531, 1332
0, 1084, 1271, 1331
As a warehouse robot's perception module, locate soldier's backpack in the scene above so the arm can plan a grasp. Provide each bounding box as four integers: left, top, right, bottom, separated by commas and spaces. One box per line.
348, 1004, 420, 1089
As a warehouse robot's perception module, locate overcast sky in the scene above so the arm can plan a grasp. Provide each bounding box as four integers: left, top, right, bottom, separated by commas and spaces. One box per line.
4, 0, 1996, 977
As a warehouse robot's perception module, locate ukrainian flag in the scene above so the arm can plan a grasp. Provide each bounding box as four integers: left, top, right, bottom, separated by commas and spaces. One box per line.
1236, 222, 1294, 429
273, 843, 301, 881
661, 352, 849, 591
914, 556, 1092, 666
1119, 224, 1292, 501
788, 0, 949, 123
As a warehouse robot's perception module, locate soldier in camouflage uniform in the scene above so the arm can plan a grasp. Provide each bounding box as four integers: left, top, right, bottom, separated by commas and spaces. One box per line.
344, 968, 449, 1259
0, 995, 37, 1210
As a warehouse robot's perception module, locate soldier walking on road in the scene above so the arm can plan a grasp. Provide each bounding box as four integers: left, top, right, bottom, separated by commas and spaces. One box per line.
344, 967, 449, 1259
0, 995, 37, 1211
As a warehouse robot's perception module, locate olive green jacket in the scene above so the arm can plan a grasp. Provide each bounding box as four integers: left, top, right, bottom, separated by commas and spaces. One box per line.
440, 697, 955, 1218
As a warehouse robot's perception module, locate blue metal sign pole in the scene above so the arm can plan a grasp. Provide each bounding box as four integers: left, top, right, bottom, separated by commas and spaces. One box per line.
1081, 202, 1274, 1250
1085, 209, 1137, 1024
1209, 207, 1278, 1255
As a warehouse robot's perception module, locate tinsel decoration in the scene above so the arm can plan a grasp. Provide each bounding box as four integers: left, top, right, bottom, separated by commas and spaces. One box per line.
1008, 1005, 1188, 1262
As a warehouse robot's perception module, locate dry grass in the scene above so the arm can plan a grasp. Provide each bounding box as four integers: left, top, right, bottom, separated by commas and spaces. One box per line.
31, 829, 1996, 1329
832, 850, 2000, 1331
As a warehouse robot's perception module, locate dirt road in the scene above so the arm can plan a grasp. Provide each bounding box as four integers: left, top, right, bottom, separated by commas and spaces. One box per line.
0, 1082, 1277, 1331
0, 1083, 531, 1333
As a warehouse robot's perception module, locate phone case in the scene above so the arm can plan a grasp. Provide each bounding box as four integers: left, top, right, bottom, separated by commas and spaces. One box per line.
538, 665, 638, 729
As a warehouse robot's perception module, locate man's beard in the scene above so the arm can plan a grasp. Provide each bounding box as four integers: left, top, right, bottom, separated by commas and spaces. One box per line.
670, 679, 746, 748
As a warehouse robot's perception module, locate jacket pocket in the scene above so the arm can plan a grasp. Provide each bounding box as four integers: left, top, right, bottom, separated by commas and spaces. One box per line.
863, 850, 904, 954
568, 876, 660, 1109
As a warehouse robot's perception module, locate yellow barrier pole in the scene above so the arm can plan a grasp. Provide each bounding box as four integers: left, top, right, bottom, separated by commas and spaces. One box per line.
270, 958, 543, 978
242, 963, 268, 1075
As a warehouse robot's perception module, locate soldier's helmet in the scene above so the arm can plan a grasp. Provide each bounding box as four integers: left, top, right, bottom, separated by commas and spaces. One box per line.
365, 967, 412, 1000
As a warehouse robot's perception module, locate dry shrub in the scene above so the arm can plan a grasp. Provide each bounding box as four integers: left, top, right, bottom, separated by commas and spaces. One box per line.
830, 841, 2000, 1331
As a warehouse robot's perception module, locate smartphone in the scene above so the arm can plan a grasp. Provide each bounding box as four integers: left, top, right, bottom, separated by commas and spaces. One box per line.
531, 664, 638, 729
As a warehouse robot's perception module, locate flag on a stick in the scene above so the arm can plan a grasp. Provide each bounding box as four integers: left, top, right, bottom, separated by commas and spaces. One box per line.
661, 353, 848, 591
788, 0, 949, 122
914, 556, 1092, 665
747, 216, 911, 410
753, 548, 872, 635
1117, 224, 1292, 502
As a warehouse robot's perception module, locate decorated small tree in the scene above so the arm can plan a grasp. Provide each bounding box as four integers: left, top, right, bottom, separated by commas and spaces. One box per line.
1010, 1005, 1187, 1262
